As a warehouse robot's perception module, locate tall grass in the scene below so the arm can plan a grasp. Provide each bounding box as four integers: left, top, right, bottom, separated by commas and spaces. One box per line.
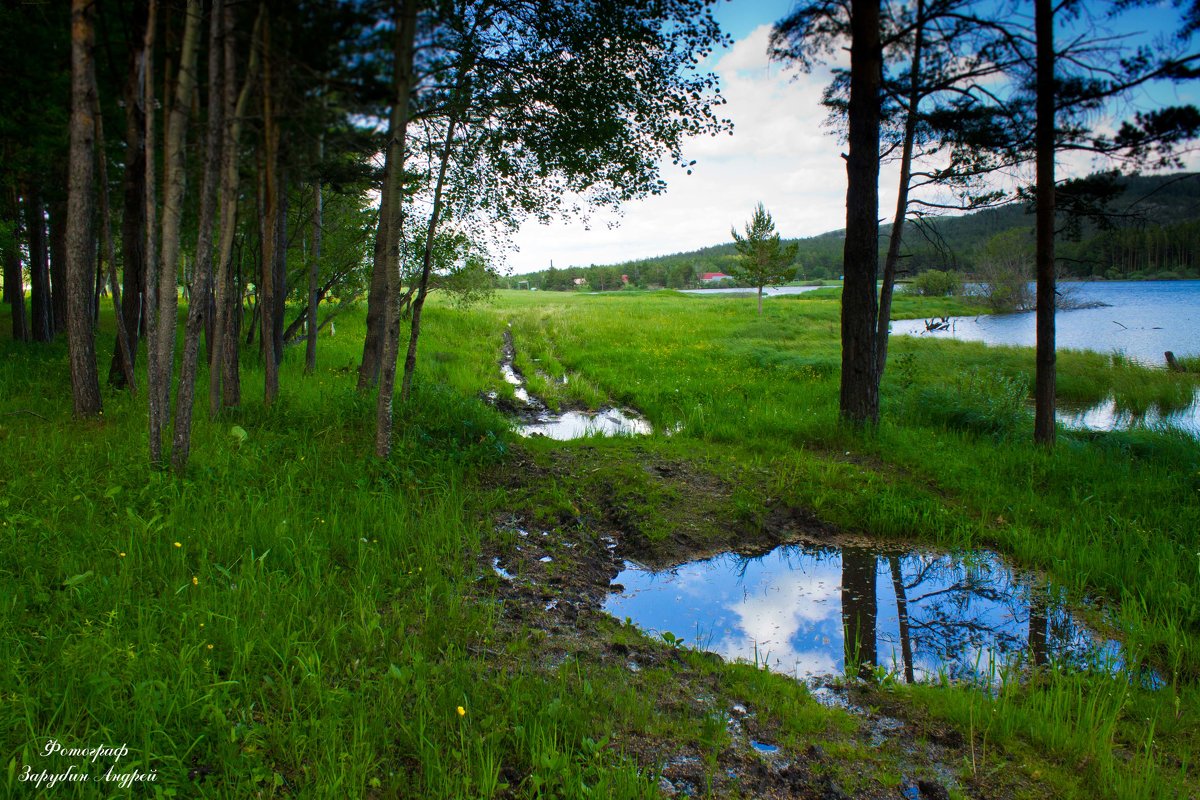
1, 287, 1197, 797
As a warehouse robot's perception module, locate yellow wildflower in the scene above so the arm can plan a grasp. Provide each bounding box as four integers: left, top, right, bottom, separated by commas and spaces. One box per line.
456, 706, 466, 717
173, 542, 182, 548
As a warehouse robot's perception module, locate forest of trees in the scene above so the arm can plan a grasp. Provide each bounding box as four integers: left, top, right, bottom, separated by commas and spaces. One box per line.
1, 0, 1196, 450
0, 0, 730, 463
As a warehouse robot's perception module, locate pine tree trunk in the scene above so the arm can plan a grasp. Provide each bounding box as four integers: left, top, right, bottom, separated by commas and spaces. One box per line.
874, 0, 923, 386
756, 285, 763, 315
110, 2, 148, 387
155, 0, 201, 448
259, 3, 279, 405
66, 0, 102, 417
272, 163, 287, 367
25, 185, 53, 342
172, 0, 224, 473
839, 0, 882, 426
3, 187, 29, 342
144, 0, 163, 463
374, 1, 418, 458
49, 196, 67, 337
209, 4, 260, 415
305, 134, 323, 375
1033, 0, 1056, 446
91, 71, 137, 393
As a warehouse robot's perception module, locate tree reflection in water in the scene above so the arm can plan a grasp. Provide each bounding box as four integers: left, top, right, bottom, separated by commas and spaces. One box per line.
855, 550, 1102, 682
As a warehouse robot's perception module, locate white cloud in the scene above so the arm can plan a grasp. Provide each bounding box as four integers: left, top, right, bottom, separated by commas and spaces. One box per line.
504, 21, 1199, 275
707, 560, 846, 678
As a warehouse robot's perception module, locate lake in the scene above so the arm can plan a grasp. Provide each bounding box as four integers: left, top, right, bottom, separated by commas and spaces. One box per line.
680, 285, 825, 297
889, 280, 1200, 365
890, 280, 1200, 436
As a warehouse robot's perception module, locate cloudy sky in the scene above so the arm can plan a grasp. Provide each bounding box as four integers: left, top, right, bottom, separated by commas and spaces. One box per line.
506, 1, 1199, 274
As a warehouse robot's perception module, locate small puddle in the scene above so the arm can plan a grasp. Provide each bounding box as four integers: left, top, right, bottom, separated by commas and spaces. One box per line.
604, 543, 1148, 685
496, 329, 654, 440
521, 408, 652, 439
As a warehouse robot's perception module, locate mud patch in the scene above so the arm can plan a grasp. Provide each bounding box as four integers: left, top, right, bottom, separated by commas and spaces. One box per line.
473, 444, 1043, 798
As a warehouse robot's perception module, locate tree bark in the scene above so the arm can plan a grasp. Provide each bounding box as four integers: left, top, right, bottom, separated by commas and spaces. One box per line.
209, 4, 261, 416
357, 151, 395, 391
110, 0, 148, 387
91, 71, 137, 393
49, 196, 68, 337
3, 187, 29, 342
259, 3, 279, 405
66, 0, 102, 417
144, 0, 163, 462
839, 0, 882, 426
874, 0, 923, 386
172, 0, 224, 472
305, 133, 323, 375
273, 162, 287, 367
155, 0, 201, 444
374, 0, 418, 458
25, 185, 53, 342
1033, 0, 1056, 446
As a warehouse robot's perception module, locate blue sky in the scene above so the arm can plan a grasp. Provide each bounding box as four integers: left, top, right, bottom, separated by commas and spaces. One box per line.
507, 1, 1199, 273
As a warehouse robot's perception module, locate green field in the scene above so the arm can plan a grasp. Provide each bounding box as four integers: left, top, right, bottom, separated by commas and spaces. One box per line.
2, 288, 1198, 798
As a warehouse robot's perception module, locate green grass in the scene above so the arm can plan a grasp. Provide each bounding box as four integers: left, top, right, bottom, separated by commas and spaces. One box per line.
1, 287, 1198, 797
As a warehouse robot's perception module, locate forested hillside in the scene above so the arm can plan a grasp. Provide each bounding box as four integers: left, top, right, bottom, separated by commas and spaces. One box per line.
506, 172, 1200, 289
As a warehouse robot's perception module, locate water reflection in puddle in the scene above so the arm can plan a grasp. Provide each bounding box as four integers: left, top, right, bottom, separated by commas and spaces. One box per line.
497, 329, 655, 440
520, 408, 652, 439
501, 361, 532, 405
604, 544, 1140, 685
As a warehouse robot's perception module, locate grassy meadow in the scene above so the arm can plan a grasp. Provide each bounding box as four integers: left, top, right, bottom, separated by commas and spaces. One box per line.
1, 287, 1198, 798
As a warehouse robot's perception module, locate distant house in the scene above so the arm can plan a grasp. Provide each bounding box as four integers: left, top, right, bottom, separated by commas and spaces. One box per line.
572, 277, 588, 286
700, 272, 733, 283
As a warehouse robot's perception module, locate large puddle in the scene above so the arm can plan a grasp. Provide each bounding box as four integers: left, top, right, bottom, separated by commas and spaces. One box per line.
605, 543, 1145, 685
497, 330, 654, 440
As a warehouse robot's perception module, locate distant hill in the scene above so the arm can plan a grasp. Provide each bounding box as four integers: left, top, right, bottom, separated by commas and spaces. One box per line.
504, 172, 1200, 290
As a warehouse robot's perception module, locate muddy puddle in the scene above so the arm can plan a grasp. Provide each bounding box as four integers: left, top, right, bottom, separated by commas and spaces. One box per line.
495, 330, 654, 440
604, 543, 1147, 686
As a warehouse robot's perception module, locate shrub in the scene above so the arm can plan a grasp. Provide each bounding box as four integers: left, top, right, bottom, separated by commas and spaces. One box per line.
906, 269, 964, 297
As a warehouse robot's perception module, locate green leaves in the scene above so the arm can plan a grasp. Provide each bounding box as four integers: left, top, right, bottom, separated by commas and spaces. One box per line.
730, 203, 801, 296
